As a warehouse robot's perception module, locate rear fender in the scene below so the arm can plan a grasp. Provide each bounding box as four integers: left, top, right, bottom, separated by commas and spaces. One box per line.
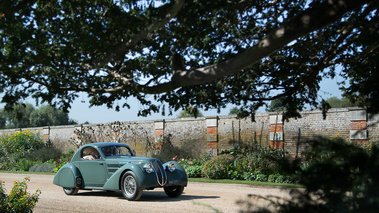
53, 163, 81, 188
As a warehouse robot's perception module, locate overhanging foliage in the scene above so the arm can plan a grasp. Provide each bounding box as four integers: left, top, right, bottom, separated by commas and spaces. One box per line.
0, 0, 377, 119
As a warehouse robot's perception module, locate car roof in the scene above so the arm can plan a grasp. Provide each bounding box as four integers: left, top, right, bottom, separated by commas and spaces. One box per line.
82, 142, 129, 148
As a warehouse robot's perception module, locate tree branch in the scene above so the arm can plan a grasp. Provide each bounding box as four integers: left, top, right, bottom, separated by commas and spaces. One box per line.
166, 0, 371, 89
88, 0, 186, 69
42, 0, 373, 96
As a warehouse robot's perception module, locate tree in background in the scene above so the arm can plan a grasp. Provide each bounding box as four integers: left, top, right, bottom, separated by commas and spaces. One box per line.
0, 109, 6, 128
229, 107, 241, 115
228, 106, 251, 119
5, 103, 35, 128
29, 105, 77, 127
0, 103, 77, 129
177, 106, 203, 118
0, 1, 377, 120
266, 98, 287, 112
324, 96, 359, 108
266, 97, 304, 120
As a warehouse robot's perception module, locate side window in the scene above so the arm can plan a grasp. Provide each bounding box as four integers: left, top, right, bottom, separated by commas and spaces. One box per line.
101, 146, 117, 157
117, 146, 132, 156
81, 147, 100, 160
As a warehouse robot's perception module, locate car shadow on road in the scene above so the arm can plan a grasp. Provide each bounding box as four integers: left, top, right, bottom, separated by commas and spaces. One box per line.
76, 190, 121, 198
76, 190, 220, 202
139, 191, 220, 202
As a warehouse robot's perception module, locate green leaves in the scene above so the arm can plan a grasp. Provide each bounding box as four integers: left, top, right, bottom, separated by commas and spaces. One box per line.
1, 0, 377, 118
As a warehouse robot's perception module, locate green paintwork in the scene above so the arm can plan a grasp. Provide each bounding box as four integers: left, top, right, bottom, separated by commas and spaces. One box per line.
53, 163, 81, 188
53, 142, 188, 193
163, 161, 188, 186
103, 163, 148, 191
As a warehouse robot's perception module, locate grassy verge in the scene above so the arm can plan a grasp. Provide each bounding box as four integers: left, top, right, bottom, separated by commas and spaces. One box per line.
0, 170, 54, 175
189, 178, 303, 188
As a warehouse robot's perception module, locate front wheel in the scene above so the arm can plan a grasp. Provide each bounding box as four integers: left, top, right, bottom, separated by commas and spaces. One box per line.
121, 171, 143, 201
164, 185, 184, 198
63, 187, 79, 195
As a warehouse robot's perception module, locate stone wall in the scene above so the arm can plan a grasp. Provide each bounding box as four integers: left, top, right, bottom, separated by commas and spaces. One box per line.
1, 108, 378, 158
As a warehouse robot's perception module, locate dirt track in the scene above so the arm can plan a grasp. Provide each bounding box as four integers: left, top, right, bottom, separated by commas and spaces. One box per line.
0, 173, 292, 213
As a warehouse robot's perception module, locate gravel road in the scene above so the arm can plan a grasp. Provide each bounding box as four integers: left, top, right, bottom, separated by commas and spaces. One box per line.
0, 173, 292, 213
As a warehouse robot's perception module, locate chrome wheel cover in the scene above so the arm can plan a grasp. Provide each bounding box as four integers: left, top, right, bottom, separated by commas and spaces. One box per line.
123, 175, 137, 196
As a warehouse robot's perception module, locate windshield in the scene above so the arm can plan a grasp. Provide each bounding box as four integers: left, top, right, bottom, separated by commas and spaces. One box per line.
100, 145, 133, 157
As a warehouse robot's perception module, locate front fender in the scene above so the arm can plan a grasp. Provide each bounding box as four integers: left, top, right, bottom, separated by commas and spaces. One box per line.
53, 163, 81, 188
164, 161, 188, 187
103, 163, 148, 191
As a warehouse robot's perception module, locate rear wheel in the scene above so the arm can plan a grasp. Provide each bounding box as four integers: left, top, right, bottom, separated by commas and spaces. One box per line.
63, 187, 79, 195
164, 185, 184, 198
121, 171, 143, 201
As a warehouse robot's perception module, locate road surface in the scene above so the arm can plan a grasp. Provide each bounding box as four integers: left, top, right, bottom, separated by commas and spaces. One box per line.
0, 173, 292, 212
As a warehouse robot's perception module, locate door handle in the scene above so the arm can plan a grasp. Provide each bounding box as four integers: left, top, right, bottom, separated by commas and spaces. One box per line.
99, 162, 103, 165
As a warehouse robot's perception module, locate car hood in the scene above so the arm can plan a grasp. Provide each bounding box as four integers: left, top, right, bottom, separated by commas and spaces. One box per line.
104, 156, 162, 165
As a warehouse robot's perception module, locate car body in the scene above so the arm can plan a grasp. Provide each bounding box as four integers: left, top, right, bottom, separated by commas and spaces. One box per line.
53, 142, 188, 201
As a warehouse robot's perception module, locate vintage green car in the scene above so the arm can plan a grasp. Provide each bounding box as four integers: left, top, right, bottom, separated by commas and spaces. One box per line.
53, 142, 188, 201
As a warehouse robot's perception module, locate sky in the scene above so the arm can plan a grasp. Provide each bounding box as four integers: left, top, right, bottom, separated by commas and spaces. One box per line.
0, 73, 344, 125
68, 75, 344, 124
0, 75, 343, 125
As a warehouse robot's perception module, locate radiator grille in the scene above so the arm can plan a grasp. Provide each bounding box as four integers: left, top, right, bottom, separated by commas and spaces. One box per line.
152, 159, 167, 186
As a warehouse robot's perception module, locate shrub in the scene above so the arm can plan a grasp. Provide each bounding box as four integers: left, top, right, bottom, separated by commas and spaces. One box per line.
0, 130, 45, 158
14, 159, 35, 172
220, 145, 287, 176
238, 137, 379, 212
243, 172, 255, 181
201, 154, 235, 179
228, 170, 244, 180
24, 146, 62, 162
0, 130, 47, 171
54, 158, 70, 173
255, 174, 268, 182
0, 156, 11, 171
185, 165, 203, 178
275, 175, 287, 183
29, 162, 55, 173
174, 155, 208, 178
0, 177, 41, 213
268, 174, 278, 183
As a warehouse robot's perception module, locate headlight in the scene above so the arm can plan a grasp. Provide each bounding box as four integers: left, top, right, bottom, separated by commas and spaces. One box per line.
143, 163, 154, 174
167, 162, 176, 172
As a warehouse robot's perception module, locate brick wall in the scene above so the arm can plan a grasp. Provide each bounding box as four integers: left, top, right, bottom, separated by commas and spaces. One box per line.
1, 108, 378, 157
